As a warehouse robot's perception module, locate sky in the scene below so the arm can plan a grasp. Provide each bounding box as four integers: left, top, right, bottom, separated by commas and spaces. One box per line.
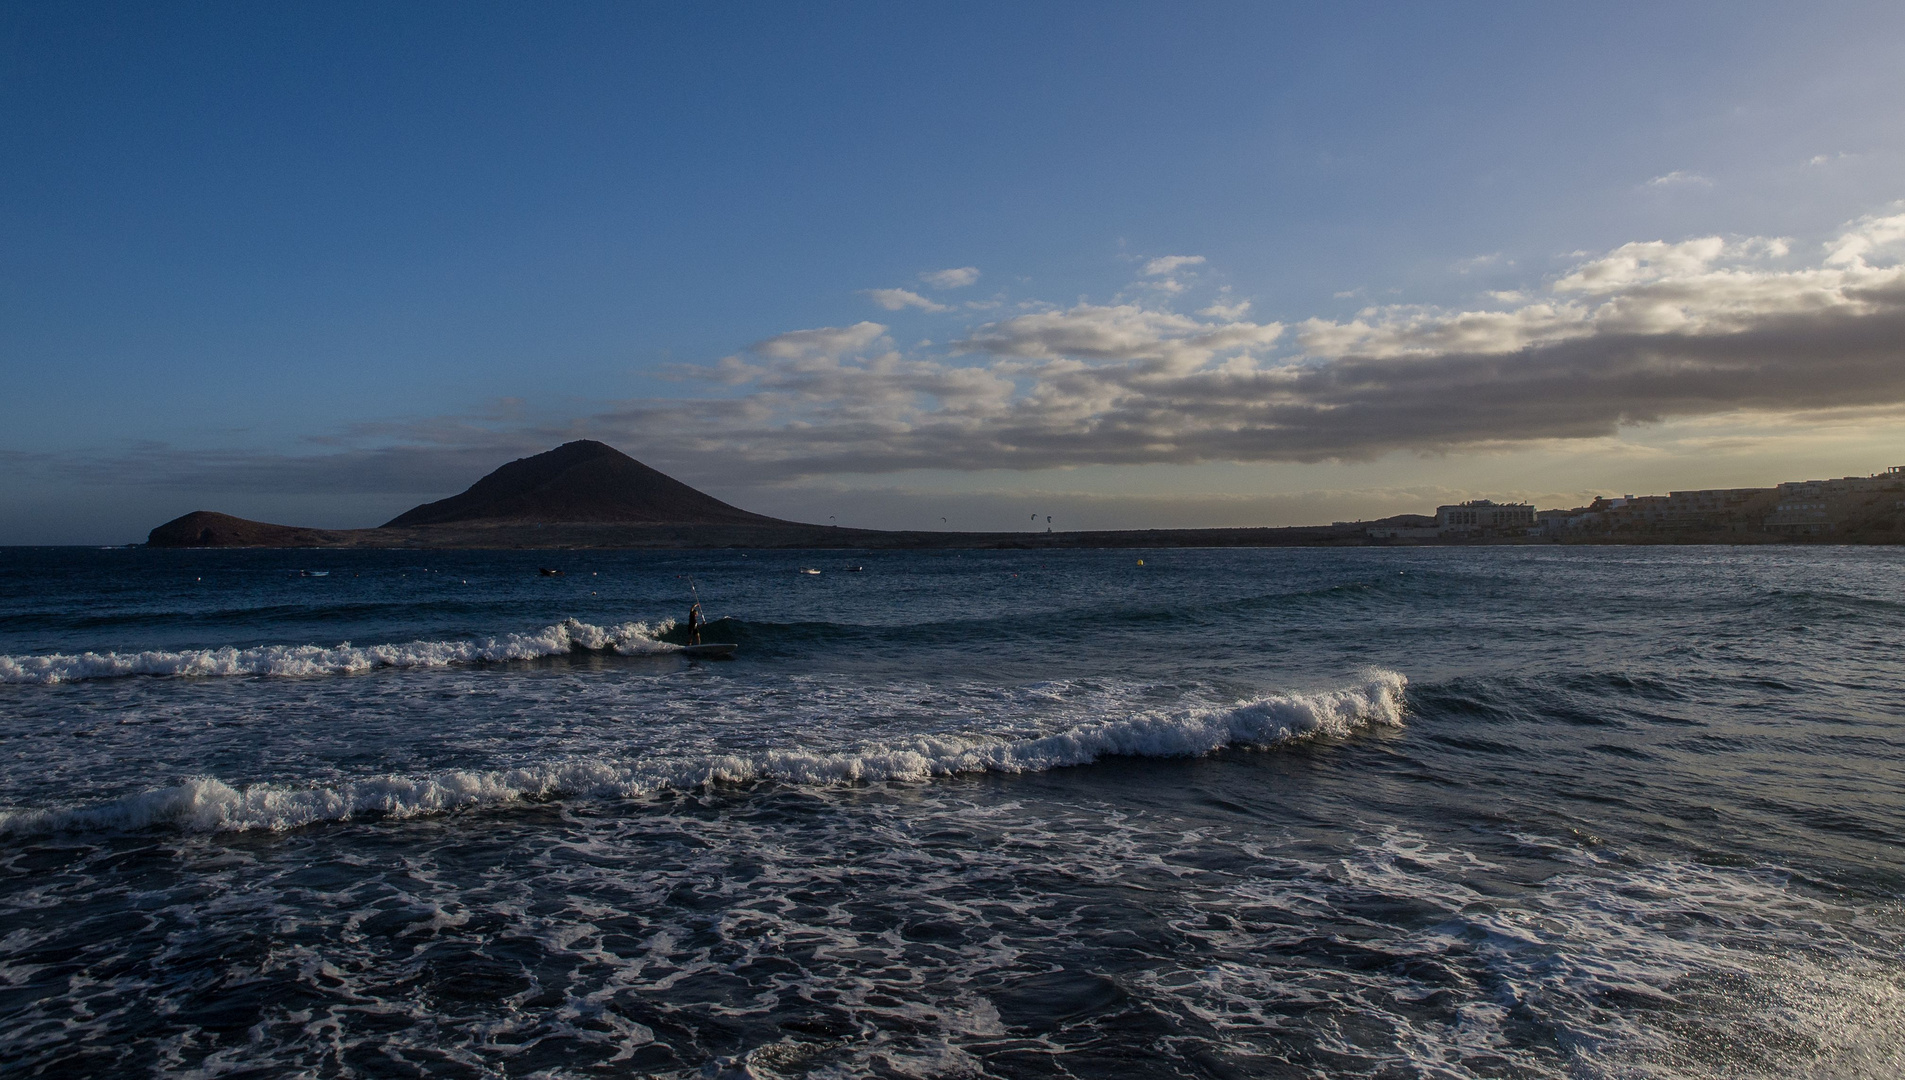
4, 1, 1905, 543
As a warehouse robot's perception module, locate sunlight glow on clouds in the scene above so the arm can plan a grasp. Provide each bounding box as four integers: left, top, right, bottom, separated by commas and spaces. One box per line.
608, 205, 1905, 478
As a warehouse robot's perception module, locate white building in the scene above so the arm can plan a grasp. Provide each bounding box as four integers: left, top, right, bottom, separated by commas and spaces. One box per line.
1436, 500, 1535, 535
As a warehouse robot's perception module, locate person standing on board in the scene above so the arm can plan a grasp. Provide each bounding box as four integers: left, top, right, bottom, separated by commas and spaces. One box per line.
686, 602, 703, 645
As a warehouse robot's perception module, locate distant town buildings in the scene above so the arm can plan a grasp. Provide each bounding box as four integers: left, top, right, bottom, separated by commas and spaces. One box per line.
1362, 465, 1904, 543
1435, 500, 1535, 536
1763, 466, 1905, 535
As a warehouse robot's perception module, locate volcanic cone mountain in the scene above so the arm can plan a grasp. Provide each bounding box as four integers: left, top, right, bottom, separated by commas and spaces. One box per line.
382, 440, 784, 527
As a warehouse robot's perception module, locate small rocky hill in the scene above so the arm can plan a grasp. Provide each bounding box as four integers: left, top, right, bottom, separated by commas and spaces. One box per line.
145, 511, 355, 548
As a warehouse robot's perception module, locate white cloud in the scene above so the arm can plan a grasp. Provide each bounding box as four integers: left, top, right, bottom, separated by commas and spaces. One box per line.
861, 288, 950, 312
1551, 237, 1730, 294
750, 322, 889, 360
1296, 228, 1849, 361
1142, 255, 1205, 276
1198, 298, 1252, 319
1646, 170, 1713, 187
1824, 206, 1905, 268
919, 266, 980, 289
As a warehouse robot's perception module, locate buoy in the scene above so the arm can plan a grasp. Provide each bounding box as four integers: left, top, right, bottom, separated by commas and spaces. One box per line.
1136, 559, 1144, 566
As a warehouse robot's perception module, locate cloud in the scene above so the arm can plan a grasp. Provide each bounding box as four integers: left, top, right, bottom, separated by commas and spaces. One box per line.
1645, 170, 1713, 188
955, 303, 1284, 370
612, 208, 1905, 478
1825, 206, 1905, 268
750, 322, 890, 361
919, 266, 980, 289
1142, 255, 1205, 276
860, 288, 950, 312
1198, 298, 1251, 319
65, 204, 1905, 496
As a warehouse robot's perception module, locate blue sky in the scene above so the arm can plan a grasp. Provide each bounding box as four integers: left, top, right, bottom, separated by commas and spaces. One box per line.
5, 1, 1905, 542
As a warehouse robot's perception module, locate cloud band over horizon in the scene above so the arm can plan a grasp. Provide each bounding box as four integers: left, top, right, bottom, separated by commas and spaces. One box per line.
26, 206, 1905, 502
616, 207, 1905, 478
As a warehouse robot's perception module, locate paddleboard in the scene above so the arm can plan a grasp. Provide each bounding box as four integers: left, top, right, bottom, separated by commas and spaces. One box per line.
678, 643, 738, 659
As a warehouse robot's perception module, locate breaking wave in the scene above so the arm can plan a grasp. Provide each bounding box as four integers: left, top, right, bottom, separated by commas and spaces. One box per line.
0, 618, 676, 685
0, 671, 1405, 836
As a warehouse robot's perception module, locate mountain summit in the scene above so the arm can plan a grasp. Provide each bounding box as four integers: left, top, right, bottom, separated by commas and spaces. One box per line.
381, 440, 781, 527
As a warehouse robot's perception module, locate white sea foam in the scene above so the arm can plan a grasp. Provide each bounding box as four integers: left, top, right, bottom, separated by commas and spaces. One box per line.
0, 670, 1406, 836
0, 618, 676, 685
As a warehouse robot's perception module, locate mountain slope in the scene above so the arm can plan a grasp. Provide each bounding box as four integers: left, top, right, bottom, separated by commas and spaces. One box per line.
382, 440, 783, 527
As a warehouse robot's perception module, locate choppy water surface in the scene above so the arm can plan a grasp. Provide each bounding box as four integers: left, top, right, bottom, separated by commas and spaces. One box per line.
0, 545, 1900, 1078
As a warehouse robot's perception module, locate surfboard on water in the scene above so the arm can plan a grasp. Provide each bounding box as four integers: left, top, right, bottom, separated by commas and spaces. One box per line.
677, 643, 738, 659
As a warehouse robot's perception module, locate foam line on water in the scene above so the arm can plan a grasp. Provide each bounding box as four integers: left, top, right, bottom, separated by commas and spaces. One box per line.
0, 671, 1406, 836
0, 618, 676, 685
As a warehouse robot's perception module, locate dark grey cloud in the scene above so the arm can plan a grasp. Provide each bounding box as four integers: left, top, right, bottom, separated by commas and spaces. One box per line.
598, 214, 1905, 478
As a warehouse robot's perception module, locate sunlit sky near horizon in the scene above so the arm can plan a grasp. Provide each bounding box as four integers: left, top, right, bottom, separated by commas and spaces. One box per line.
5, 1, 1905, 543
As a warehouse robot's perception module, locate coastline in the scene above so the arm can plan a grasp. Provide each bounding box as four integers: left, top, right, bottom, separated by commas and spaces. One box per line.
132, 519, 1898, 550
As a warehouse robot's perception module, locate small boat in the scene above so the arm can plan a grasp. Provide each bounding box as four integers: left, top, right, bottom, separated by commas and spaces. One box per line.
798, 568, 821, 575
678, 643, 738, 659
538, 568, 564, 576
845, 566, 864, 572
300, 570, 330, 577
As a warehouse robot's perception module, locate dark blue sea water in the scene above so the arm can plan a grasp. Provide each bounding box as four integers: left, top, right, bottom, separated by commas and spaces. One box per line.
0, 545, 1900, 1078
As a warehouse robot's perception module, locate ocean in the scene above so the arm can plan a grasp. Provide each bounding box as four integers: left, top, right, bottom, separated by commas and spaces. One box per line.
0, 545, 1899, 1078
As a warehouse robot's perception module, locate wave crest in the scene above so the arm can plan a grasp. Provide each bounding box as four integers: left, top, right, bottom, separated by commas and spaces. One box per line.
0, 618, 676, 685
0, 671, 1406, 836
